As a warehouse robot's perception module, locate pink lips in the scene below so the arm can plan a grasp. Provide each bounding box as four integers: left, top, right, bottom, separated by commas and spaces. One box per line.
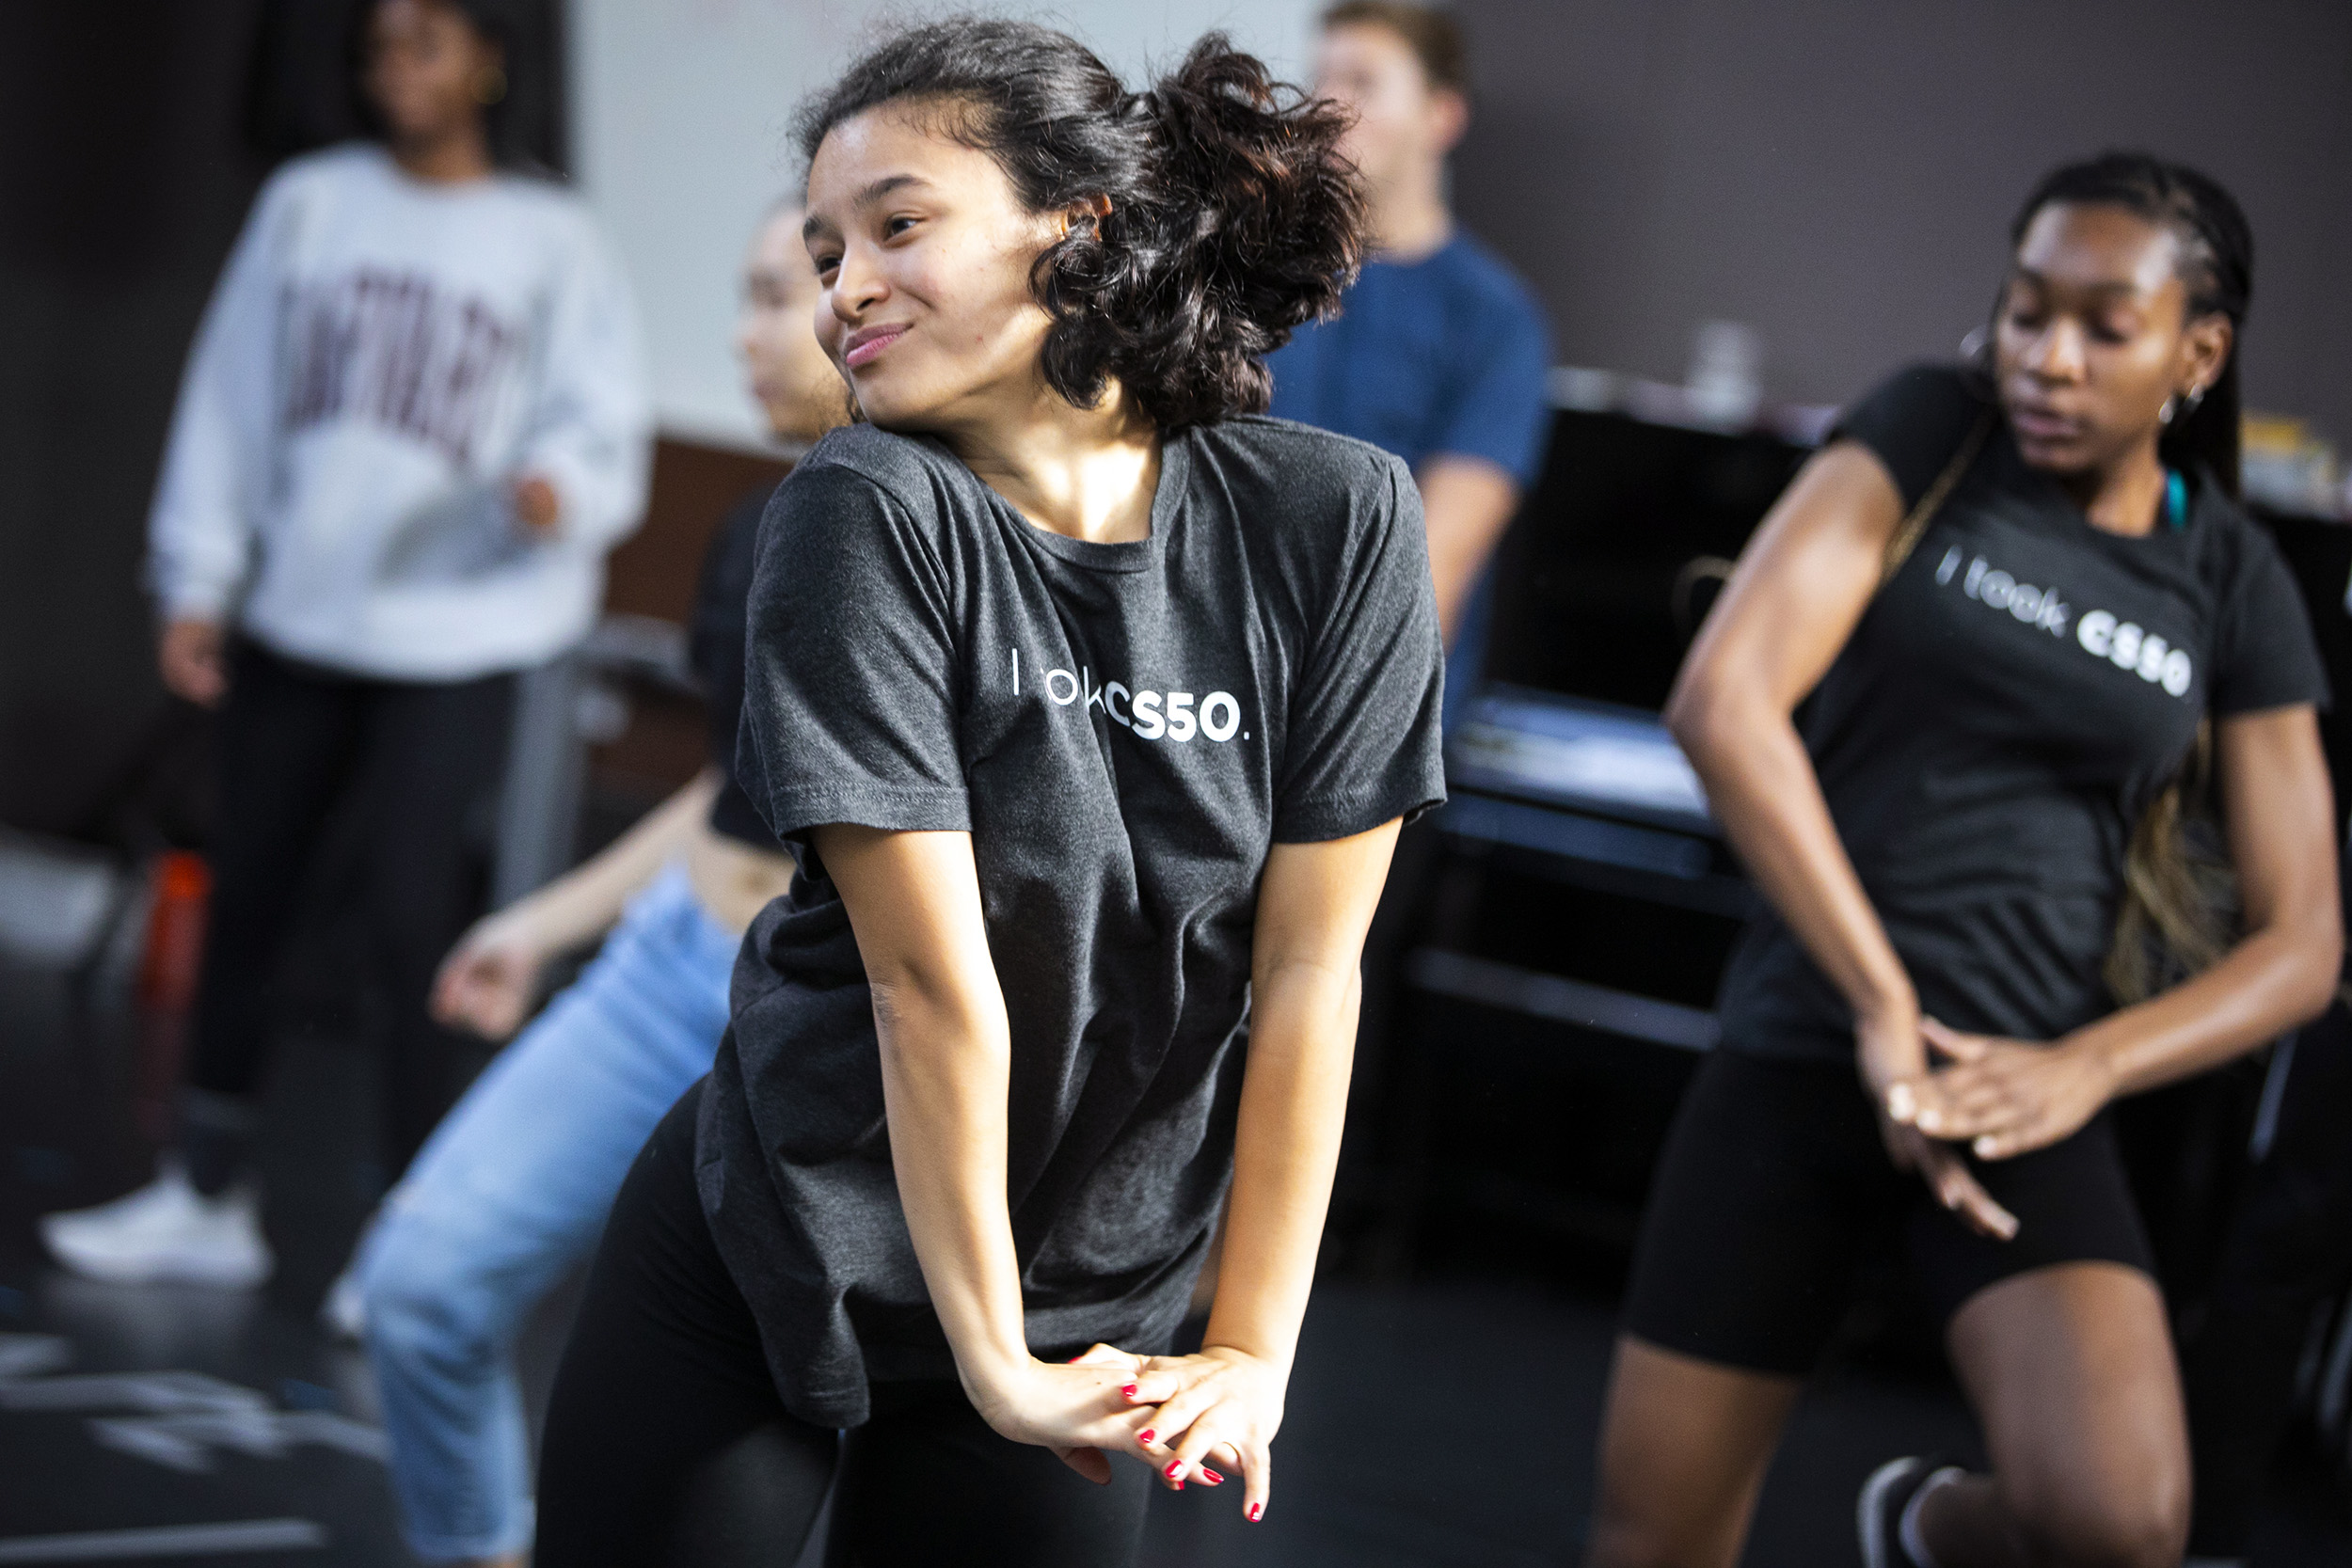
843, 324, 909, 369
2008, 404, 2080, 444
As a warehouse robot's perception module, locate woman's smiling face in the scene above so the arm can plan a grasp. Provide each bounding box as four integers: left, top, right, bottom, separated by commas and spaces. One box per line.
802, 104, 1064, 431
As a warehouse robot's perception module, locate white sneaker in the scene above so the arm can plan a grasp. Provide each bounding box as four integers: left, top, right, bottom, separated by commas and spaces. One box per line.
39, 1160, 274, 1288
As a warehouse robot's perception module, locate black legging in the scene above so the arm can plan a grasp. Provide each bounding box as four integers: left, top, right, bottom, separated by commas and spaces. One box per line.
535, 1082, 1155, 1568
188, 639, 512, 1187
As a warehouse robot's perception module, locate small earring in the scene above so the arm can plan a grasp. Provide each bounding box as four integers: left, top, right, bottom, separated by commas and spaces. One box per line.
2181, 384, 2207, 417
473, 65, 507, 105
2159, 396, 2177, 426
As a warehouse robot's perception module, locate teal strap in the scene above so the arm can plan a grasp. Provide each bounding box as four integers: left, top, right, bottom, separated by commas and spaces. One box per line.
2165, 469, 2188, 531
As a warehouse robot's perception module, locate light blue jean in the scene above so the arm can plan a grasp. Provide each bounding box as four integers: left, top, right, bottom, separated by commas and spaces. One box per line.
358, 863, 738, 1562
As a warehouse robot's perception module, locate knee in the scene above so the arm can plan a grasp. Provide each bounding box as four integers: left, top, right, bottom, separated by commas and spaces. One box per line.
2009, 1470, 2189, 1568
1584, 1493, 1732, 1568
359, 1221, 502, 1375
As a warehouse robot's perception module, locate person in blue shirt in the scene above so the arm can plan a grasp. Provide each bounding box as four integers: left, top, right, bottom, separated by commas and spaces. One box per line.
1269, 1, 1552, 727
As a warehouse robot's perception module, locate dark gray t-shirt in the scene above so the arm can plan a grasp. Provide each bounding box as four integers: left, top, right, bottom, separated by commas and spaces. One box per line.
699, 417, 1445, 1425
1719, 364, 2328, 1063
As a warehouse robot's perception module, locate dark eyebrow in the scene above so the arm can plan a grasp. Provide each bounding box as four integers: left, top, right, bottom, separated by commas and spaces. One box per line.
803, 173, 931, 243
2012, 265, 2144, 300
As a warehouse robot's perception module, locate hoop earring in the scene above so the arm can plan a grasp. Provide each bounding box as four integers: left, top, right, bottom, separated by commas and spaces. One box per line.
2159, 395, 2177, 426
2181, 385, 2207, 417
473, 65, 507, 105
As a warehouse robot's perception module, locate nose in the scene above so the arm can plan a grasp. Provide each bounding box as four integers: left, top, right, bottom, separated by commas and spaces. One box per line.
831, 242, 887, 325
2023, 318, 2088, 384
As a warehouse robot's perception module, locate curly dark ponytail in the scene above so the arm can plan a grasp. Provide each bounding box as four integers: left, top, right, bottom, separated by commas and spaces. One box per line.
792, 19, 1366, 430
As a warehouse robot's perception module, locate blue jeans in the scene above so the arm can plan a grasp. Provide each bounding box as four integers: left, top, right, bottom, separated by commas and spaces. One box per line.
358, 863, 739, 1562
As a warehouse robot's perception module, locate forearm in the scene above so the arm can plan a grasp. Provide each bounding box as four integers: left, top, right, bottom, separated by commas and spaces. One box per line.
1417, 457, 1519, 644
1203, 957, 1359, 1374
502, 770, 718, 953
2072, 919, 2341, 1095
872, 980, 1030, 1390
1675, 692, 1915, 1031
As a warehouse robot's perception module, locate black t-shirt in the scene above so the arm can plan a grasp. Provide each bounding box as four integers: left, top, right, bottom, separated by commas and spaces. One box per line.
699, 417, 1446, 1425
1719, 364, 2329, 1063
688, 485, 783, 847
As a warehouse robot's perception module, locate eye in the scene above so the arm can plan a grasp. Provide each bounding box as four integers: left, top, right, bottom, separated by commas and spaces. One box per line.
811, 251, 841, 279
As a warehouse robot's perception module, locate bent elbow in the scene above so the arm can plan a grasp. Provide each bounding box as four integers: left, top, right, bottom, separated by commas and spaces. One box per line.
1663, 672, 1738, 763
2299, 923, 2346, 1024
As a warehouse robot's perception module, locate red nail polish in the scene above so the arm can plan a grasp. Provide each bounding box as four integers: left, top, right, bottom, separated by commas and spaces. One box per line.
1174, 1480, 1185, 1491
1201, 1467, 1224, 1484
1164, 1460, 1184, 1480
1120, 1383, 1138, 1398
1137, 1429, 1155, 1444
1248, 1502, 1264, 1522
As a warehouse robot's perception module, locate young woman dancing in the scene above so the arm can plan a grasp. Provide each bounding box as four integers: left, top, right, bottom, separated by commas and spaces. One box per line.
533, 20, 1443, 1567
349, 199, 834, 1568
1590, 153, 2339, 1568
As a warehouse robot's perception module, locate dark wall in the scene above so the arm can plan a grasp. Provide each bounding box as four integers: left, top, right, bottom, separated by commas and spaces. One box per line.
0, 2, 271, 838
1453, 0, 2352, 441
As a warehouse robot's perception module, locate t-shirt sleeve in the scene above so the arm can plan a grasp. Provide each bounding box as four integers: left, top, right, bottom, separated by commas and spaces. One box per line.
1273, 452, 1449, 841
1830, 363, 1990, 510
1426, 284, 1553, 488
2210, 525, 2330, 716
735, 462, 970, 853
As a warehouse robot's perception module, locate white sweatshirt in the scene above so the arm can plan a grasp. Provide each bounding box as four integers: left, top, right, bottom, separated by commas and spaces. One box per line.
148, 144, 652, 681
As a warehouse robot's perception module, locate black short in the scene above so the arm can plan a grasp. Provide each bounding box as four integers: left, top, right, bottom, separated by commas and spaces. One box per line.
1621, 1050, 2155, 1376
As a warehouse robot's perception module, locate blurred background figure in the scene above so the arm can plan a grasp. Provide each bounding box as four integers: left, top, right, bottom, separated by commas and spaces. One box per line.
1272, 0, 1551, 727
353, 199, 831, 1568
1275, 0, 1552, 1270
39, 0, 649, 1291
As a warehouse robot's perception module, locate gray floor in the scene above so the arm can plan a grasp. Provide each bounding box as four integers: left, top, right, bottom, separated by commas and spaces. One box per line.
3, 986, 2347, 1563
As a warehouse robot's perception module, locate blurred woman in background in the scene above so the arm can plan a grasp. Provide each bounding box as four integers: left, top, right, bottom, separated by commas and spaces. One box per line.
40, 0, 648, 1288
533, 21, 1443, 1565
348, 200, 835, 1568
1591, 154, 2338, 1568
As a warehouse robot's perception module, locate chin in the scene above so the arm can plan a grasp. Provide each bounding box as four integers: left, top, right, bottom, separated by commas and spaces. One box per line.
2013, 438, 2096, 477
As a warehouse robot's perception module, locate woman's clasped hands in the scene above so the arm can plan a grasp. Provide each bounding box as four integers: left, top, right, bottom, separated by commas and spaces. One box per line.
1873, 1013, 2123, 1241
975, 1343, 1284, 1523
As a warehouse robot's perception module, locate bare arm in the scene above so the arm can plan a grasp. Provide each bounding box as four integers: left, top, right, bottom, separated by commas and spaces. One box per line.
506, 768, 720, 955
1113, 820, 1401, 1521
432, 769, 721, 1039
1418, 454, 1521, 645
2087, 706, 2342, 1086
813, 823, 1156, 1481
1664, 441, 2018, 1236
1913, 705, 2341, 1157
1208, 823, 1398, 1371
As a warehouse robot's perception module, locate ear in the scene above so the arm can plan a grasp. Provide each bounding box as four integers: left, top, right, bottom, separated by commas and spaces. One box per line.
2179, 311, 2233, 403
1426, 87, 1469, 156
1060, 192, 1114, 237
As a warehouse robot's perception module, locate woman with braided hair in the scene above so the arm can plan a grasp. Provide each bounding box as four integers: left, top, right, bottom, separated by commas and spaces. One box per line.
533, 20, 1443, 1566
1588, 153, 2339, 1568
